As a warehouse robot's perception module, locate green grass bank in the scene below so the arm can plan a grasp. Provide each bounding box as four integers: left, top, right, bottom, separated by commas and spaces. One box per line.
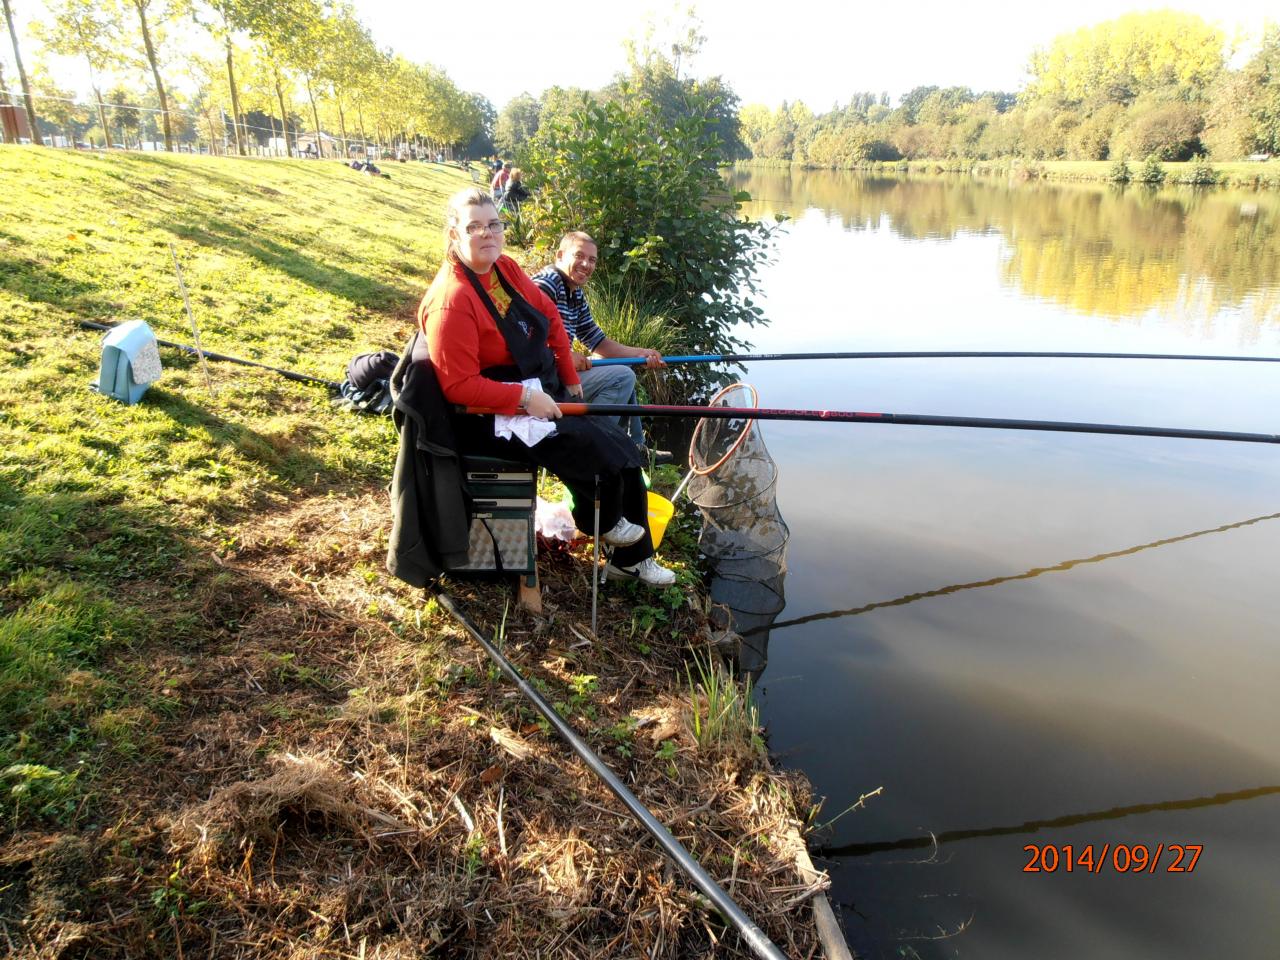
0, 146, 823, 959
735, 155, 1280, 189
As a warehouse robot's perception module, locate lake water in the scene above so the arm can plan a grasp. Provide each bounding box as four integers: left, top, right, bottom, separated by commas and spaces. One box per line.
722, 169, 1280, 959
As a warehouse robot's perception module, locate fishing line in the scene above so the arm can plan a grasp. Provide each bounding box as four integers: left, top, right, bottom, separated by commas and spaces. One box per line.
590, 349, 1280, 367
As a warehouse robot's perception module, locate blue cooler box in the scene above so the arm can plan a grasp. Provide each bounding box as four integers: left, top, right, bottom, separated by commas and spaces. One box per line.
94, 320, 162, 404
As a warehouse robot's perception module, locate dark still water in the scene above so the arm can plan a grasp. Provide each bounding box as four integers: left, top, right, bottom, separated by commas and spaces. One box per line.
724, 169, 1280, 959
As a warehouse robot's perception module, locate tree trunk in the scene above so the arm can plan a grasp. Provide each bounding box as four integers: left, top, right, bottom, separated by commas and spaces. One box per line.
0, 60, 9, 141
336, 95, 348, 159
85, 59, 109, 150
304, 74, 320, 151
132, 0, 172, 150
272, 61, 291, 157
224, 38, 244, 155
2, 0, 40, 141
356, 102, 367, 148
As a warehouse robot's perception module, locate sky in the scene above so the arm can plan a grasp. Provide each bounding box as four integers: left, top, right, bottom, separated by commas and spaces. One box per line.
3, 0, 1275, 110
355, 0, 1277, 110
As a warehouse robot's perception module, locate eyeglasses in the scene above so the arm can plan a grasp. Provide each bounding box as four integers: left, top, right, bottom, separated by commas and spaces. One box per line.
463, 220, 507, 237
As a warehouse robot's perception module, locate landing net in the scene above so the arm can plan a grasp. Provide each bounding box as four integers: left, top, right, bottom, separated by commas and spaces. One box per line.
684, 384, 789, 678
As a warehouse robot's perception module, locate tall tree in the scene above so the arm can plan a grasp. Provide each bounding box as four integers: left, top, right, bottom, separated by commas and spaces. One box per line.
124, 0, 179, 149
32, 0, 120, 148
1, 0, 40, 138
1027, 11, 1225, 106
191, 0, 256, 154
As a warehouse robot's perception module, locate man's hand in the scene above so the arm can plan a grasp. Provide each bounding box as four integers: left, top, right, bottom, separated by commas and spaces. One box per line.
573, 353, 592, 372
565, 383, 584, 399
526, 391, 563, 420
637, 348, 666, 369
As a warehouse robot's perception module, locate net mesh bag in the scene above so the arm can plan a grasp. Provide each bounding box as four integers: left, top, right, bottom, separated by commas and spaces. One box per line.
684, 384, 789, 678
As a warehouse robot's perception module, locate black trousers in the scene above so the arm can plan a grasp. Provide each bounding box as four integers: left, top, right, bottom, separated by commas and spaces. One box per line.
453, 414, 654, 567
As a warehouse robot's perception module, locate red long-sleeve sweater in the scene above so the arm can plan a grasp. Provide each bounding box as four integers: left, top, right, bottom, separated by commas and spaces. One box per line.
418, 254, 580, 414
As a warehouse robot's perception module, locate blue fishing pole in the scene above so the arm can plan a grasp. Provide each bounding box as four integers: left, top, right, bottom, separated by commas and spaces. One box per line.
590, 349, 1280, 367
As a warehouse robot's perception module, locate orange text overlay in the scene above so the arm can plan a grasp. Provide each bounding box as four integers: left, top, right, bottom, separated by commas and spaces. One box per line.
1023, 843, 1202, 874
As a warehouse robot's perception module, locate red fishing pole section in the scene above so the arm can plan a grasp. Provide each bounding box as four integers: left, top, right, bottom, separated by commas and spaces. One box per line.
464, 402, 1280, 445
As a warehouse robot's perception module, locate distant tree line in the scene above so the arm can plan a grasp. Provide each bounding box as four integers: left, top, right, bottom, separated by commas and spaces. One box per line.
736, 13, 1280, 166
1, 0, 493, 157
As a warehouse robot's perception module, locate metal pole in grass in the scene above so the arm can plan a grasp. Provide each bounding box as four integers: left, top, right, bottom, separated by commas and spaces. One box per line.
591, 475, 601, 637
77, 320, 341, 389
429, 586, 793, 960
465, 402, 1280, 447
169, 243, 216, 397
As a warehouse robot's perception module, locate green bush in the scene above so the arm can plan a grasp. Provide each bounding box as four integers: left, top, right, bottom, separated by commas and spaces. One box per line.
1137, 155, 1167, 183
1108, 158, 1132, 182
1180, 155, 1219, 185
527, 85, 778, 398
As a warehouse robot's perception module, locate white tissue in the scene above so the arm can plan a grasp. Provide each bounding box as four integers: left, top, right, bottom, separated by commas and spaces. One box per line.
494, 377, 558, 447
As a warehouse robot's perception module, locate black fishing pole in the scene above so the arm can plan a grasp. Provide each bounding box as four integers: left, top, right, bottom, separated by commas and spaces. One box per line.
430, 587, 792, 960
591, 349, 1280, 367
78, 320, 341, 389
467, 401, 1280, 447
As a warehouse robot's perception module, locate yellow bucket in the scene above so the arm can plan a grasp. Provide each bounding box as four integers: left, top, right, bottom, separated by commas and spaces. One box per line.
647, 491, 675, 549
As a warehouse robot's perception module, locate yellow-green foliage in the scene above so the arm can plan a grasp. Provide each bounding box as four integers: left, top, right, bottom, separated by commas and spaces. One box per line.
1026, 12, 1225, 104
0, 147, 474, 818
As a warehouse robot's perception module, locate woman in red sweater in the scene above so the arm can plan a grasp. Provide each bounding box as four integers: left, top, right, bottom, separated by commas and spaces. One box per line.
418, 188, 675, 587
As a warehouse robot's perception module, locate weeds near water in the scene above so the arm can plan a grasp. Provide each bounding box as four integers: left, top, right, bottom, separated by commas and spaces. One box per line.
685, 650, 764, 757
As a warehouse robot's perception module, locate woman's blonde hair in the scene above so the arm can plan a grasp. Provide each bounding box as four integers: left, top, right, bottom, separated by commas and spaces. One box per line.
510, 168, 523, 182
442, 187, 497, 259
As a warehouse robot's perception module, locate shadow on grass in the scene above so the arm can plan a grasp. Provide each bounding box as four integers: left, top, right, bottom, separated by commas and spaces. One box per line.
0, 253, 121, 324
170, 214, 405, 309
146, 387, 342, 491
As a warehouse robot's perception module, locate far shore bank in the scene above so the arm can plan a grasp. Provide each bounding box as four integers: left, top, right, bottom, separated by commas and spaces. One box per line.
732, 156, 1280, 190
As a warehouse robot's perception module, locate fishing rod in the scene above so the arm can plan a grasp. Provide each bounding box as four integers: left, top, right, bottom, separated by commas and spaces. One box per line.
465, 401, 1280, 447
590, 349, 1280, 367
78, 320, 341, 389
429, 587, 792, 960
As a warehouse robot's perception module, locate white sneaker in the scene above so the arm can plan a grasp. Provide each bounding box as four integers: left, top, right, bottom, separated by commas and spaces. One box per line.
603, 517, 645, 547
606, 556, 677, 587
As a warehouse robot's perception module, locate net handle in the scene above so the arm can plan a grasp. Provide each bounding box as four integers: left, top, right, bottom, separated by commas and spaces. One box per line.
688, 383, 758, 477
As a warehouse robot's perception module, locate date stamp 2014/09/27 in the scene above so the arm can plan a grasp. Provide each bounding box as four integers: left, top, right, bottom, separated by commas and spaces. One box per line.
1023, 844, 1202, 874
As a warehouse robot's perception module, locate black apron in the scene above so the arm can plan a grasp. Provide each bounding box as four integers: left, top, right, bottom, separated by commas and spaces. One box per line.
453, 262, 642, 484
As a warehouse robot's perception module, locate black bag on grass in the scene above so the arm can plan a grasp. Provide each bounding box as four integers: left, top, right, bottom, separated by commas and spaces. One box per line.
335, 349, 397, 415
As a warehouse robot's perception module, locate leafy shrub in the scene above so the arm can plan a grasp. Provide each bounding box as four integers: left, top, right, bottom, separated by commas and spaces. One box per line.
1179, 155, 1218, 185
1114, 101, 1205, 161
1109, 158, 1132, 182
528, 85, 778, 399
1136, 155, 1167, 183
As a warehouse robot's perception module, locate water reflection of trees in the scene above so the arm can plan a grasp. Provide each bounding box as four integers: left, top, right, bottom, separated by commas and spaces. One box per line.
733, 170, 1280, 321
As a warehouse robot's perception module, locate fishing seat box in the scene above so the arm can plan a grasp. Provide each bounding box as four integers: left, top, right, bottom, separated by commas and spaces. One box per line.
456, 453, 537, 586
93, 319, 162, 404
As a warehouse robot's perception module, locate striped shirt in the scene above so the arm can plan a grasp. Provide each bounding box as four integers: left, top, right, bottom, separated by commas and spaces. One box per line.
530, 267, 607, 352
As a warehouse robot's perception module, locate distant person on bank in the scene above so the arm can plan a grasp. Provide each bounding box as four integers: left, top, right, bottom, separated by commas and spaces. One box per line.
418, 189, 676, 587
501, 168, 531, 210
490, 161, 512, 200
531, 232, 667, 456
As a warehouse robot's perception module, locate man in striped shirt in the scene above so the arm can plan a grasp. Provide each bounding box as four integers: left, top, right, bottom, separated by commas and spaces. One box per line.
531, 231, 667, 454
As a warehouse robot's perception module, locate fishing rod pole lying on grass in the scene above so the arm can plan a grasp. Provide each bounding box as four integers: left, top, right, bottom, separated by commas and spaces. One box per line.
590, 349, 1280, 367
466, 401, 1280, 447
429, 587, 793, 960
78, 320, 342, 389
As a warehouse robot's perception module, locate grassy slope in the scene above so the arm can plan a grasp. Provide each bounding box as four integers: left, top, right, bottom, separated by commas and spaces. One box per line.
0, 148, 817, 959
1, 148, 447, 782
737, 155, 1280, 188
